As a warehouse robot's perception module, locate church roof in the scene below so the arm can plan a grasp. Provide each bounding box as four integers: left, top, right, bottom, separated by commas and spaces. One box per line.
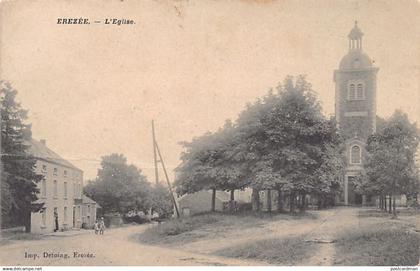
348, 21, 363, 39
339, 50, 372, 70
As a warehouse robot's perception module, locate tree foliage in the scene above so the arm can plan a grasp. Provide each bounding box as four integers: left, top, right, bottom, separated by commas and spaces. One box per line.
174, 76, 345, 212
363, 110, 419, 213
84, 154, 152, 214
1, 81, 43, 230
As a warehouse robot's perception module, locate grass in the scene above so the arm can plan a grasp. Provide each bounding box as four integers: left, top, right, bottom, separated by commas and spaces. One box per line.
215, 237, 316, 265
334, 228, 420, 265
138, 211, 318, 245
139, 213, 221, 244
359, 208, 420, 218
0, 231, 44, 246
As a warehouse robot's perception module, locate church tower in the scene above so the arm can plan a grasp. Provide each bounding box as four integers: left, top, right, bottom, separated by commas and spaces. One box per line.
334, 22, 379, 205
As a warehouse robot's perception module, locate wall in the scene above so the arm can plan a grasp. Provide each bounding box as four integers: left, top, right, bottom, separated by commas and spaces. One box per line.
31, 160, 84, 233
178, 191, 224, 216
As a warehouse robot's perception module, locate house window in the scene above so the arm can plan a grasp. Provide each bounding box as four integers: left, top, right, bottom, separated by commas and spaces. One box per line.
41, 165, 47, 173
53, 180, 58, 198
356, 83, 364, 100
64, 207, 68, 223
53, 168, 58, 176
64, 170, 67, 177
41, 208, 46, 227
41, 179, 46, 198
353, 59, 360, 69
348, 84, 356, 100
350, 145, 362, 164
64, 182, 68, 199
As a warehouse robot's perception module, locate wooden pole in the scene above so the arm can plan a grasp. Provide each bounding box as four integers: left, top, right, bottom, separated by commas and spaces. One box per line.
152, 120, 159, 185
154, 140, 180, 218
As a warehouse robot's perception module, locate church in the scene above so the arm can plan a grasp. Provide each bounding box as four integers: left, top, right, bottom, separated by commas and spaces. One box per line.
334, 22, 378, 206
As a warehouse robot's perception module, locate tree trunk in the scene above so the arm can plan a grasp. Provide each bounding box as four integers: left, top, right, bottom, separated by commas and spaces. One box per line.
24, 210, 31, 233
302, 193, 306, 212
252, 189, 260, 212
229, 189, 235, 212
379, 195, 383, 210
211, 188, 216, 212
388, 195, 392, 214
392, 195, 397, 217
277, 189, 283, 212
267, 189, 272, 214
290, 192, 295, 213
384, 195, 387, 211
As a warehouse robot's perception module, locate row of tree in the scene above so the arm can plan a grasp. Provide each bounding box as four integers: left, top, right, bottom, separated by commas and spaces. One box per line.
359, 111, 419, 217
84, 153, 173, 218
174, 76, 346, 213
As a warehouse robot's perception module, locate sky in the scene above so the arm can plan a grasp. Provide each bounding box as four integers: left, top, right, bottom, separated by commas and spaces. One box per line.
1, 0, 419, 182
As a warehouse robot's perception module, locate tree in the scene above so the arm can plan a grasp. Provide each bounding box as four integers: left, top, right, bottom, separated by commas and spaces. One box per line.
175, 75, 345, 214
175, 132, 220, 211
364, 110, 419, 217
235, 76, 344, 212
84, 154, 152, 214
175, 121, 248, 212
1, 81, 43, 231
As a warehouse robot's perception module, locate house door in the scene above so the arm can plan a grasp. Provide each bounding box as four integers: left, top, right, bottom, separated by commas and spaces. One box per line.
73, 207, 76, 228
53, 207, 59, 231
348, 176, 362, 205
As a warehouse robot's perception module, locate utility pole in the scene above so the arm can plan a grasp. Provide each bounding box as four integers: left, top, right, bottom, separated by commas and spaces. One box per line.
151, 121, 180, 218
152, 120, 159, 185
155, 141, 180, 218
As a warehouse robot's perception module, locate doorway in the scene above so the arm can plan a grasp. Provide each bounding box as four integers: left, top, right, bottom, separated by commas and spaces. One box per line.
73, 207, 76, 228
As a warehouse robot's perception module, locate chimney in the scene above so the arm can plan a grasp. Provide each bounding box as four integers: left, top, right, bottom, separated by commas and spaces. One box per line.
40, 139, 46, 146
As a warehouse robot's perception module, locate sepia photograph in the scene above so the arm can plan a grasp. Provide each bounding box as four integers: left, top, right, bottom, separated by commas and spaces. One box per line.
0, 0, 419, 269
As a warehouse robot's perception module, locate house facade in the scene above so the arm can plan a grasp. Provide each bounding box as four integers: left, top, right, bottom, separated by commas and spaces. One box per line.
28, 139, 98, 233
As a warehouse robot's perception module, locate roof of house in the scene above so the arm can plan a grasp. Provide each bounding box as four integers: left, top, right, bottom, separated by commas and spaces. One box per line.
27, 139, 81, 171
178, 190, 231, 202
82, 195, 100, 208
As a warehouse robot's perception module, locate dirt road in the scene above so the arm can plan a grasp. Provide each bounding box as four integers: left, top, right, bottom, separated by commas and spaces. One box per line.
0, 225, 264, 266
1, 207, 398, 266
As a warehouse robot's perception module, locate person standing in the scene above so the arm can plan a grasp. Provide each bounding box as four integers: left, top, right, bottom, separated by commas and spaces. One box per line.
99, 217, 105, 235
94, 220, 99, 234
54, 210, 59, 232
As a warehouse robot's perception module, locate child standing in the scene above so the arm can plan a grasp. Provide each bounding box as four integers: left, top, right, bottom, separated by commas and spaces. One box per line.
94, 220, 99, 234
99, 217, 105, 235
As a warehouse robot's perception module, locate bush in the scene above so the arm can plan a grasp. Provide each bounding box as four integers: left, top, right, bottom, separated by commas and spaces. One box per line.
123, 215, 150, 224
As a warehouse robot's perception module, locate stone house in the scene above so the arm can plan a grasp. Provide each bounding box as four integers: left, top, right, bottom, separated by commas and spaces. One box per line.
28, 139, 98, 233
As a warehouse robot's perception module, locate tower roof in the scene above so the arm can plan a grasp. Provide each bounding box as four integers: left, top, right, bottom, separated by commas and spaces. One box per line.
339, 50, 372, 70
338, 21, 374, 70
348, 21, 363, 39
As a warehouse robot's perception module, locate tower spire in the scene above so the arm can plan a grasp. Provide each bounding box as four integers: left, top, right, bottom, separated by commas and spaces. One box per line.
348, 21, 363, 51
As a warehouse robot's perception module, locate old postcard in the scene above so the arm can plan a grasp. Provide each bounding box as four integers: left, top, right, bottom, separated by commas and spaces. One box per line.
0, 0, 419, 268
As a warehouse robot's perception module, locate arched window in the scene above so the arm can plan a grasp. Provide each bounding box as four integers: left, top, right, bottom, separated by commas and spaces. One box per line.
348, 84, 356, 100
350, 145, 361, 164
356, 83, 364, 99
